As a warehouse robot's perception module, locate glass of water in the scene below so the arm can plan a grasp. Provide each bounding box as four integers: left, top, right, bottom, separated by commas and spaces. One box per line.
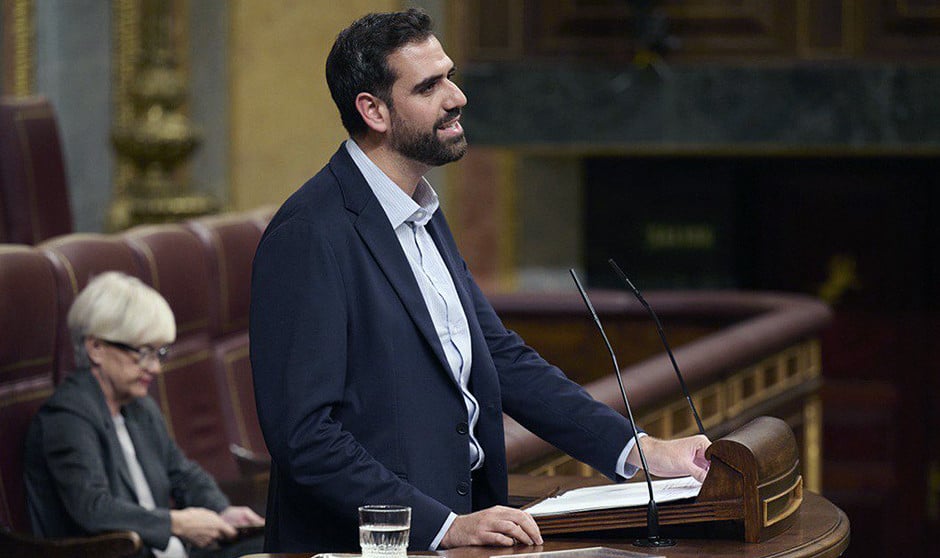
358, 504, 411, 558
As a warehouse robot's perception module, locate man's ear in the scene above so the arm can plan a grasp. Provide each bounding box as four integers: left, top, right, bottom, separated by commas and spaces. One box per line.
354, 92, 390, 134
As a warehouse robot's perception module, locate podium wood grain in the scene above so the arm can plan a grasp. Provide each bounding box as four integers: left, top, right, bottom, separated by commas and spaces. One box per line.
240, 485, 848, 558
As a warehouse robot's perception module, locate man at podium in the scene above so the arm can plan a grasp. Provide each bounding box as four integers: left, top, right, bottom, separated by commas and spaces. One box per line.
249, 8, 711, 555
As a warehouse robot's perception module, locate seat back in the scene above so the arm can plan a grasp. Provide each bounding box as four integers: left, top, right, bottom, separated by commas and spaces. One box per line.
0, 246, 59, 531
123, 224, 240, 483
39, 234, 143, 383
187, 214, 269, 458
0, 96, 74, 244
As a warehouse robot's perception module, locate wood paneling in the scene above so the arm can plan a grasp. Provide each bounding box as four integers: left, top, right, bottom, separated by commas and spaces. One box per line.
581, 155, 939, 558
862, 0, 940, 58
524, 1, 797, 61
461, 0, 940, 62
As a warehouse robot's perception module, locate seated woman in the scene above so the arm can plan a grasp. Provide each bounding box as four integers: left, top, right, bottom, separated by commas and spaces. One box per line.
25, 271, 264, 558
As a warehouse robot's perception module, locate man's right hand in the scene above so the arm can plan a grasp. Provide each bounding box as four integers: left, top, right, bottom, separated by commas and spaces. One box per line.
439, 505, 543, 548
170, 507, 238, 548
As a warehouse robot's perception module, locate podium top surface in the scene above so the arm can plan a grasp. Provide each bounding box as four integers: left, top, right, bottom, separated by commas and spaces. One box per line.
245, 489, 848, 558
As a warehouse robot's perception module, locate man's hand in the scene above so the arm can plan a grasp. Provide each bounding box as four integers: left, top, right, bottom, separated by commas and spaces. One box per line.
439, 505, 543, 548
627, 434, 711, 482
169, 507, 238, 548
220, 505, 265, 527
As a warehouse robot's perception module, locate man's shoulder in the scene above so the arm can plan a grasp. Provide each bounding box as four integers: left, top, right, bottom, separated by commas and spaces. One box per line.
261, 147, 372, 248
261, 178, 345, 254
281, 169, 343, 216
268, 152, 356, 226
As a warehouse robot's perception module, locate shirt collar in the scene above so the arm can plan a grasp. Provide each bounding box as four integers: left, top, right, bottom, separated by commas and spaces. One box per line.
345, 139, 439, 228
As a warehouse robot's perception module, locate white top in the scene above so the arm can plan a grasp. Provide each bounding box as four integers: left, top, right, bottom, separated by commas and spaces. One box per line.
113, 413, 187, 558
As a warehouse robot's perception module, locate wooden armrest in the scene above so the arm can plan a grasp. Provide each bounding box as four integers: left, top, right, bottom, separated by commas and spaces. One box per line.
222, 444, 270, 514
0, 525, 141, 558
229, 443, 271, 477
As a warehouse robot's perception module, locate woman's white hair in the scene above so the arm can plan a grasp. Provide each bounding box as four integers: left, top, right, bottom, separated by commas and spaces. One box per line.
68, 271, 176, 368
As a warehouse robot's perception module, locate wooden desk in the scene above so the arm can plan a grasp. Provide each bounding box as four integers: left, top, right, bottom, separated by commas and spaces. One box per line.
242, 491, 848, 558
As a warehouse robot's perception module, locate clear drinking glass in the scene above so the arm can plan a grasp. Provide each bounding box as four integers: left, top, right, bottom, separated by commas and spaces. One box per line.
358, 505, 411, 558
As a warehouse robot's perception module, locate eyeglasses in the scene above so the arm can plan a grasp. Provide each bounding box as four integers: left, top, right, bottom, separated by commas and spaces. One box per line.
100, 339, 171, 366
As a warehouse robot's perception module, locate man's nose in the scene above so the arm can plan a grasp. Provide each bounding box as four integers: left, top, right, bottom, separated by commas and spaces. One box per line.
446, 80, 467, 109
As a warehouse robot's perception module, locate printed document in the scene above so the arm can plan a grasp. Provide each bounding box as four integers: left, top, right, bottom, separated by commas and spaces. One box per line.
525, 476, 702, 517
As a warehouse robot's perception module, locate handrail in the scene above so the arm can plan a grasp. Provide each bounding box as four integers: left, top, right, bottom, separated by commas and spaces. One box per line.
490, 290, 832, 470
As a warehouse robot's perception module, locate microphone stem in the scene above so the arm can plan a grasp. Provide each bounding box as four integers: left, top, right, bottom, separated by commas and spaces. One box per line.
647, 500, 661, 540
609, 259, 706, 436
570, 270, 673, 547
645, 297, 706, 436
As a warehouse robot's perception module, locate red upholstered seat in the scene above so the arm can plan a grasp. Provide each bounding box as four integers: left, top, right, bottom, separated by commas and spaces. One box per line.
38, 234, 144, 383
0, 96, 74, 244
186, 214, 264, 338
0, 246, 59, 531
123, 225, 212, 341
0, 247, 142, 556
122, 224, 240, 483
187, 215, 270, 462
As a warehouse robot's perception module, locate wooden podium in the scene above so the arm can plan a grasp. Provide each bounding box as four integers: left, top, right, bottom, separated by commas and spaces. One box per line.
245, 417, 851, 558
531, 416, 805, 543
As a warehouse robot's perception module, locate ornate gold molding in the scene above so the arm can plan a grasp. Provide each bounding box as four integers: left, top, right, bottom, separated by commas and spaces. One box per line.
109, 0, 141, 231
9, 0, 34, 96
108, 0, 217, 229
802, 393, 822, 493
518, 338, 824, 487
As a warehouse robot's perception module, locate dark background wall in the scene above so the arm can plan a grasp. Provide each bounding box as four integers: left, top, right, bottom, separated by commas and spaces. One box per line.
456, 2, 940, 557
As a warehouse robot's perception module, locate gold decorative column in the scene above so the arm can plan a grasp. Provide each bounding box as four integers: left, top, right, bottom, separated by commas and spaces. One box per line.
109, 0, 216, 229
2, 0, 34, 96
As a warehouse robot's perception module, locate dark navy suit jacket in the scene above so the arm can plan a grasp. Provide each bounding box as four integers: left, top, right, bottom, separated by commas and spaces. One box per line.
249, 145, 634, 553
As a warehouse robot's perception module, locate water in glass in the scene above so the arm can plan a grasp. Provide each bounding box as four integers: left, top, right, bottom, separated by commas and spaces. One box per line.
358, 505, 410, 558
359, 523, 410, 558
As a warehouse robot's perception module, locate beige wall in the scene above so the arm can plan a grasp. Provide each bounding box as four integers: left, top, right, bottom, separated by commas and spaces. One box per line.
229, 1, 399, 210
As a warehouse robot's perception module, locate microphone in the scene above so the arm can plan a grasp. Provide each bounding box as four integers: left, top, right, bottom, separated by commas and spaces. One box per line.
569, 269, 675, 548
608, 259, 706, 437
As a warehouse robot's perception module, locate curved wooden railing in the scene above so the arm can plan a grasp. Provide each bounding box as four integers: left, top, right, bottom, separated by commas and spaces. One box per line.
490, 290, 832, 489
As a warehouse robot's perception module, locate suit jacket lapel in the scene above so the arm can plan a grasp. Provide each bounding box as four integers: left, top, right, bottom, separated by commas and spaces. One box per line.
81, 371, 137, 497
106, 425, 138, 499
330, 147, 453, 381
124, 407, 169, 508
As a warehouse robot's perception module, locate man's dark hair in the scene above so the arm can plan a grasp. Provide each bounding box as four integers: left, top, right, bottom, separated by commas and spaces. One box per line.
326, 8, 434, 137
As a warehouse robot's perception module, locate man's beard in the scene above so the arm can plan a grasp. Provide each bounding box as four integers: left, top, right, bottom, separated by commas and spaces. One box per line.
389, 108, 468, 167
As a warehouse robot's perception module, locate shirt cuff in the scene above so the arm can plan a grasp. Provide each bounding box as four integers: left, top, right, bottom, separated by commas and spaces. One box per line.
429, 512, 458, 550
615, 432, 648, 479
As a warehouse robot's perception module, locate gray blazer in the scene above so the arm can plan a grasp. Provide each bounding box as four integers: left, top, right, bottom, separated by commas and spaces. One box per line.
24, 368, 230, 553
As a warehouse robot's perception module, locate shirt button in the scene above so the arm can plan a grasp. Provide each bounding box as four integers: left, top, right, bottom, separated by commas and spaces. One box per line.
456, 422, 469, 435
457, 482, 470, 496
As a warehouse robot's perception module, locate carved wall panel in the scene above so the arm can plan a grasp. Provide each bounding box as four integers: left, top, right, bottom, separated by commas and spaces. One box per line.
460, 0, 940, 62
527, 0, 797, 60
862, 0, 940, 58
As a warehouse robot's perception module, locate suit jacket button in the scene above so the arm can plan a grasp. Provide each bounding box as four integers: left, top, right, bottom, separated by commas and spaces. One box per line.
456, 422, 468, 435
457, 482, 470, 496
